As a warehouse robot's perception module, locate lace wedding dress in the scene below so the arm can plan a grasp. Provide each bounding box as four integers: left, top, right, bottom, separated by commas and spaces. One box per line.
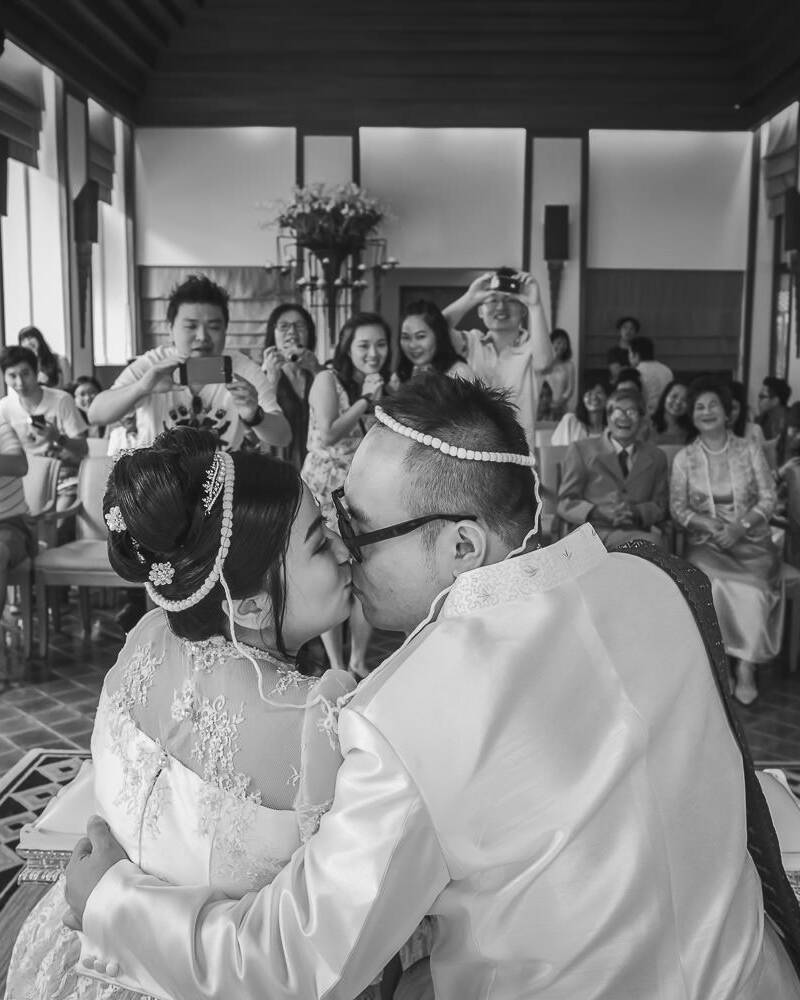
4, 608, 355, 1000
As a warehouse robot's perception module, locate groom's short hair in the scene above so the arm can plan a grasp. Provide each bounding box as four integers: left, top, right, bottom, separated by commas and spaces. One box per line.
378, 374, 537, 548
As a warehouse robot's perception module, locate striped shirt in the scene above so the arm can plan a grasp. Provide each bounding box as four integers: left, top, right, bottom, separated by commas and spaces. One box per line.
0, 419, 28, 520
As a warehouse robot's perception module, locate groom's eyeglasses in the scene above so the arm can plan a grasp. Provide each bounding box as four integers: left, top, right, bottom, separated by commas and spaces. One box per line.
331, 487, 476, 563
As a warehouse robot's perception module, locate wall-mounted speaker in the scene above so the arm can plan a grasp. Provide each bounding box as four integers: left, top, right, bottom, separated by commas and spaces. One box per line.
544, 204, 569, 261
785, 187, 800, 254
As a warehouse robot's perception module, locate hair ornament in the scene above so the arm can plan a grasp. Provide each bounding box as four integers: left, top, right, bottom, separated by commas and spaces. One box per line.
149, 562, 175, 587
105, 506, 127, 532
145, 451, 235, 611
373, 405, 543, 536
373, 407, 538, 467
202, 451, 226, 515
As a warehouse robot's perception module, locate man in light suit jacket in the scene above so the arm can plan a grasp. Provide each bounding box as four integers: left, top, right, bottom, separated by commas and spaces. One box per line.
557, 387, 669, 547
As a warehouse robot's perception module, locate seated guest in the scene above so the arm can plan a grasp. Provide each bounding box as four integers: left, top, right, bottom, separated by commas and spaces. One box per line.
88, 274, 290, 453
18, 325, 71, 388
261, 303, 321, 468
398, 299, 473, 383
539, 328, 575, 420
615, 314, 640, 350
756, 375, 791, 444
730, 380, 767, 450
650, 380, 691, 445
557, 388, 669, 546
670, 377, 782, 707
606, 345, 629, 389
628, 335, 673, 416
551, 379, 607, 446
0, 346, 88, 519
69, 375, 105, 438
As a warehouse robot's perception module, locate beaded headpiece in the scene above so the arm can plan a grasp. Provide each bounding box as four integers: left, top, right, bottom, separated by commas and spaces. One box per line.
373, 406, 542, 534
144, 450, 235, 611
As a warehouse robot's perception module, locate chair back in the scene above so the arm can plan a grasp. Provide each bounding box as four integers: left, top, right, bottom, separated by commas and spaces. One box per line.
75, 456, 114, 540
657, 443, 684, 473
535, 444, 569, 540
22, 455, 61, 517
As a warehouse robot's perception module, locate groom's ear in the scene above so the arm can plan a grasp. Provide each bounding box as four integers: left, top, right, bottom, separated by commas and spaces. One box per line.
448, 521, 489, 579
221, 595, 271, 630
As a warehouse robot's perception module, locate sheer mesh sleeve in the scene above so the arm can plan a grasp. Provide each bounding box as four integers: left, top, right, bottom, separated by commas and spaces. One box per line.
295, 668, 356, 842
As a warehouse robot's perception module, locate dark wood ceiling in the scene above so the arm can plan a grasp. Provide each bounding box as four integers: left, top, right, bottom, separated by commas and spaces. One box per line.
4, 0, 800, 131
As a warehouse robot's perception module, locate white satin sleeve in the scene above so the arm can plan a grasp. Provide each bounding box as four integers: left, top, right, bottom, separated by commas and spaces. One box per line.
79, 709, 450, 1000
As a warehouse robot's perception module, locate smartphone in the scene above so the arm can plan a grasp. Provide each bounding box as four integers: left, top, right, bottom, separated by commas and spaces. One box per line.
176, 356, 233, 386
30, 414, 47, 429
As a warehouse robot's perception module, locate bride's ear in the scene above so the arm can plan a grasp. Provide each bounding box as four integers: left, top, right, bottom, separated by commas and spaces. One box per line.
221, 594, 272, 631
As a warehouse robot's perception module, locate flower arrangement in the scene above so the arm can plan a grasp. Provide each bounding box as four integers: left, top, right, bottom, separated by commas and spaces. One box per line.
274, 182, 385, 256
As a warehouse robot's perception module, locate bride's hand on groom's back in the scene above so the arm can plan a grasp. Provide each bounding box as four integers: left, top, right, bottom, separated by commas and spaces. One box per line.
63, 815, 128, 931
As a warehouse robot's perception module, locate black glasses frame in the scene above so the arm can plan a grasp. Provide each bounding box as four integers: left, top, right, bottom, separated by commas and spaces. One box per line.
331, 486, 476, 563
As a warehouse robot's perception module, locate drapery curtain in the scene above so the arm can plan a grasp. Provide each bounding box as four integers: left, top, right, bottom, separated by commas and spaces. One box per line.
0, 40, 43, 167
763, 103, 799, 219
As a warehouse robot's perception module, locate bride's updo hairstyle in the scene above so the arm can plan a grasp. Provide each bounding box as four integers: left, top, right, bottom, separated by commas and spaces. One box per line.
104, 427, 302, 652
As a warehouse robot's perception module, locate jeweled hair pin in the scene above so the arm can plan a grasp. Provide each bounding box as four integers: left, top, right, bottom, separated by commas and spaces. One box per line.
202, 452, 225, 515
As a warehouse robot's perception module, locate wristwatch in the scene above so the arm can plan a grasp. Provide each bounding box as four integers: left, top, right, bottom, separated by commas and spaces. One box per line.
358, 395, 375, 415
241, 405, 265, 428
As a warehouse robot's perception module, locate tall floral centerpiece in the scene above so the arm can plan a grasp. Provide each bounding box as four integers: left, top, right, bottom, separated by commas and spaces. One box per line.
273, 182, 387, 345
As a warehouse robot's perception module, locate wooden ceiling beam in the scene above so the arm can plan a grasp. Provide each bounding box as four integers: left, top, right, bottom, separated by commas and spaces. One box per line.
60, 0, 159, 72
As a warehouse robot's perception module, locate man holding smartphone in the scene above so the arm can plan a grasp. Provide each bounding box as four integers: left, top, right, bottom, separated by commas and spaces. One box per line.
88, 275, 290, 453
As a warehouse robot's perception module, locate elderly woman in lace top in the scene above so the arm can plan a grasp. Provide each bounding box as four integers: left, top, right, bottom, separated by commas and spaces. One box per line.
670, 378, 783, 708
4, 428, 360, 1000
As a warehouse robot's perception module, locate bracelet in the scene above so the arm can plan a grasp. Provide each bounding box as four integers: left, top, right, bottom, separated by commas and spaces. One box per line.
358, 395, 375, 414
240, 405, 265, 428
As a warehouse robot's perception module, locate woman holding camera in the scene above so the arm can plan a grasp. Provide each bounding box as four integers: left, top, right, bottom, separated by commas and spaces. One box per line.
301, 313, 392, 678
261, 304, 321, 468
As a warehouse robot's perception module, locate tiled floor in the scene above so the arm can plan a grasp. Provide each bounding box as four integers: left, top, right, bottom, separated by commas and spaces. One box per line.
0, 595, 799, 769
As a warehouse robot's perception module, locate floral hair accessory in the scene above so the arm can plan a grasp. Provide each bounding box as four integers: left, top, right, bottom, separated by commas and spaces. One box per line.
148, 562, 175, 587
105, 506, 126, 532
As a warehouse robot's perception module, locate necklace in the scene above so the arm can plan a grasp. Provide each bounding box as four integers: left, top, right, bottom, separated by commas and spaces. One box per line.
700, 438, 729, 456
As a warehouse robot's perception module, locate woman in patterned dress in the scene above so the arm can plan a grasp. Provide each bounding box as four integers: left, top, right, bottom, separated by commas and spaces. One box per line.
301, 313, 392, 678
4, 428, 362, 1000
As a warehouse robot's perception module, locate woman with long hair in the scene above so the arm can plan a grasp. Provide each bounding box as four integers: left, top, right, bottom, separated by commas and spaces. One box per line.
18, 325, 71, 388
301, 312, 392, 678
539, 328, 575, 420
550, 380, 607, 446
261, 303, 320, 467
650, 380, 691, 445
5, 427, 362, 999
670, 377, 782, 707
397, 300, 473, 382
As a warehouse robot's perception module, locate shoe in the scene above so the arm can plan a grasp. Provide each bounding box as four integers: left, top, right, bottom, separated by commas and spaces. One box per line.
733, 683, 759, 707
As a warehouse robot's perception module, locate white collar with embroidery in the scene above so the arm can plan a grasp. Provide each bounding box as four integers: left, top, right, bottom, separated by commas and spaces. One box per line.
346, 525, 607, 702
440, 523, 606, 620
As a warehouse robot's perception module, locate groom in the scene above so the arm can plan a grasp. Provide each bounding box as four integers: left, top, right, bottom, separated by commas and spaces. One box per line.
65, 374, 800, 998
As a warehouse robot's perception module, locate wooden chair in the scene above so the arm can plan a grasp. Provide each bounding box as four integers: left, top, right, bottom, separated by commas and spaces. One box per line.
535, 444, 569, 542
34, 456, 143, 657
6, 456, 62, 660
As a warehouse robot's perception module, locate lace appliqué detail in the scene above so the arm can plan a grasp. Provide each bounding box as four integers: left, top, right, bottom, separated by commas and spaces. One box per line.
297, 799, 333, 843
105, 644, 171, 838
314, 693, 344, 752
270, 667, 315, 696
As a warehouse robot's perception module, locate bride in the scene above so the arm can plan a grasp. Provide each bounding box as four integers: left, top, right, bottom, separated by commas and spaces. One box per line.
4, 427, 359, 999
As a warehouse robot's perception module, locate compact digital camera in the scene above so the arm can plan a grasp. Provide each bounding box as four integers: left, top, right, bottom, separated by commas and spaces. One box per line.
488, 269, 522, 295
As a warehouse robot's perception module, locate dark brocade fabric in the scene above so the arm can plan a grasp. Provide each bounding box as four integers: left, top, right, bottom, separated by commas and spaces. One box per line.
617, 539, 800, 977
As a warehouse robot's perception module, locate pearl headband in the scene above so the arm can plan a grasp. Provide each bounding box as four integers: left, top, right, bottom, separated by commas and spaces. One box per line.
144, 450, 235, 612
373, 406, 543, 534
